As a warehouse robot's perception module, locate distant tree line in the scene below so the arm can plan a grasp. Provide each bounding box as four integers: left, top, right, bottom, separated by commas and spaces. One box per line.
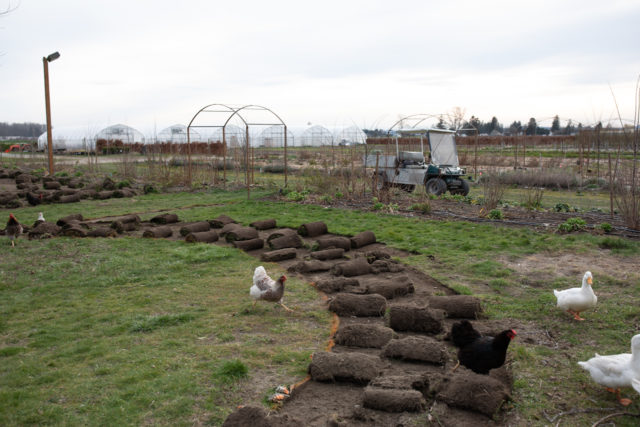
0, 122, 46, 138
364, 114, 584, 137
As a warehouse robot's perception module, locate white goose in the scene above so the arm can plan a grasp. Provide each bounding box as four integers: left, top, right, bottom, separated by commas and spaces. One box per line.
578, 334, 640, 406
554, 271, 597, 321
633, 378, 640, 395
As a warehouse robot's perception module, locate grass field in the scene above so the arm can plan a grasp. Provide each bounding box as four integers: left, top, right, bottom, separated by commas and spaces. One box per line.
2, 188, 640, 425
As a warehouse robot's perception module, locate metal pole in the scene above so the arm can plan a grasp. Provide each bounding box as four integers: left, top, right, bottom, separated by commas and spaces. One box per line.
43, 57, 54, 175
246, 124, 250, 200
284, 125, 288, 187
223, 126, 227, 189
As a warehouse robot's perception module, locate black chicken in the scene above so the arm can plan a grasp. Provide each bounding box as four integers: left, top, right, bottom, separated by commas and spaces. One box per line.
26, 192, 43, 206
451, 320, 516, 374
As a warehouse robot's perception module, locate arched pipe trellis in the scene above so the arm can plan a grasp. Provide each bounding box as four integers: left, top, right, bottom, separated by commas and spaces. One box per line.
186, 103, 289, 199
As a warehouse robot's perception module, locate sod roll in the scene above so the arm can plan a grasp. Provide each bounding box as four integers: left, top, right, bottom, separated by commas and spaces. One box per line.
350, 230, 376, 248
87, 227, 118, 238
288, 260, 332, 273
185, 230, 219, 243
330, 257, 372, 277
388, 305, 444, 334
362, 387, 426, 413
208, 214, 237, 228
310, 248, 345, 260
436, 370, 511, 417
260, 248, 297, 262
180, 221, 211, 236
249, 219, 276, 230
56, 213, 83, 227
142, 226, 172, 238
381, 336, 447, 364
308, 352, 383, 384
328, 293, 387, 317
365, 276, 414, 299
334, 323, 395, 348
149, 213, 179, 224
225, 227, 259, 242
297, 221, 328, 237
233, 238, 264, 251
268, 232, 303, 250
315, 236, 351, 251
427, 295, 483, 319
315, 277, 360, 293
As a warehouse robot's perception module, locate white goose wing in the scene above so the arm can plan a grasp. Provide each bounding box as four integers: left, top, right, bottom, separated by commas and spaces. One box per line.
633, 378, 640, 394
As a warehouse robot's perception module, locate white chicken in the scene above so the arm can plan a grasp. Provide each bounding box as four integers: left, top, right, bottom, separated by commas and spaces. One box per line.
578, 334, 640, 406
554, 271, 597, 321
250, 266, 292, 312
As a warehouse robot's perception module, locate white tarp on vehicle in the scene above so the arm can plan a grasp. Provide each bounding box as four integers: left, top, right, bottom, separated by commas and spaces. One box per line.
428, 130, 459, 167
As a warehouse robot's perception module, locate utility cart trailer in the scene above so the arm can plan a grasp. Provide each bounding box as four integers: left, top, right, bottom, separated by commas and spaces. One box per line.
365, 128, 470, 196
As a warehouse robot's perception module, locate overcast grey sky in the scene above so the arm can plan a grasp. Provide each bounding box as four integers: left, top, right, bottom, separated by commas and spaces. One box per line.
1, 0, 639, 132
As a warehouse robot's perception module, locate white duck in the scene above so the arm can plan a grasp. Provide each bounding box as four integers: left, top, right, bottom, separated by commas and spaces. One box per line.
554, 271, 597, 321
578, 334, 640, 406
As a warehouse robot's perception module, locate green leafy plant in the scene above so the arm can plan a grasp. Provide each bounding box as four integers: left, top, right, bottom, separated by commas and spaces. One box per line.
488, 209, 503, 220
557, 217, 586, 233
599, 222, 612, 233
554, 202, 570, 212
371, 197, 384, 211
287, 190, 309, 202
117, 179, 131, 189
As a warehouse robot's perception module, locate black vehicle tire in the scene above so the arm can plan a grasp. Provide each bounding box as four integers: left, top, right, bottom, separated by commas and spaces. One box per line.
425, 178, 446, 196
451, 178, 470, 196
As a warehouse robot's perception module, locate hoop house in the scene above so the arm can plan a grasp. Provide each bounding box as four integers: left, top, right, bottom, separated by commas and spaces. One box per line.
300, 125, 334, 146
37, 126, 97, 152
334, 125, 367, 145
95, 124, 145, 144
157, 124, 199, 143
257, 125, 295, 147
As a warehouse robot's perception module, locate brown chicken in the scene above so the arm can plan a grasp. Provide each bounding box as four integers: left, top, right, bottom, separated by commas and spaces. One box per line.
5, 213, 23, 247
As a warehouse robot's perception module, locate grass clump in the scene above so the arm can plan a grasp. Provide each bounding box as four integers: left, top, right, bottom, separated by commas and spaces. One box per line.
214, 359, 249, 383
598, 236, 632, 250
410, 202, 432, 214
130, 313, 195, 333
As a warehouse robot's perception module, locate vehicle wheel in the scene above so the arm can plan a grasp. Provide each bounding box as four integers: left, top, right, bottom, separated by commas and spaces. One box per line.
451, 178, 470, 196
373, 173, 388, 191
425, 178, 446, 196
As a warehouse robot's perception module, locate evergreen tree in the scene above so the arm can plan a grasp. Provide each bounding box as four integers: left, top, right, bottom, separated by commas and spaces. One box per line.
509, 121, 522, 134
551, 115, 560, 134
525, 118, 537, 136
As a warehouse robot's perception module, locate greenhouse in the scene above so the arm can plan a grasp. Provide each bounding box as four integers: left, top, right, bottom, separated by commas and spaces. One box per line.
334, 125, 367, 145
298, 125, 334, 146
156, 124, 200, 143
255, 125, 295, 147
37, 126, 98, 152
95, 124, 145, 144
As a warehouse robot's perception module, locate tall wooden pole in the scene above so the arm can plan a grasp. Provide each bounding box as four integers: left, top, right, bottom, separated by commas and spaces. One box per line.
43, 58, 54, 175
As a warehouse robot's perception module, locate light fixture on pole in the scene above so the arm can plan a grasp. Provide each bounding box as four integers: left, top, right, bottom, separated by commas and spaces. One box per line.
43, 51, 60, 175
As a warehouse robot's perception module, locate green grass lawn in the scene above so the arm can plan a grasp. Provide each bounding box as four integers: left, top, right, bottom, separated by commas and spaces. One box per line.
2, 188, 640, 425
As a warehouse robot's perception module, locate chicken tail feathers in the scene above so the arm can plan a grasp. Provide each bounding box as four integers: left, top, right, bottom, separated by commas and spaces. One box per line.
451, 320, 481, 348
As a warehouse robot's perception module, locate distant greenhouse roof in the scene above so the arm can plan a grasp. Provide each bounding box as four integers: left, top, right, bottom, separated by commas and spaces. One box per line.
96, 124, 145, 143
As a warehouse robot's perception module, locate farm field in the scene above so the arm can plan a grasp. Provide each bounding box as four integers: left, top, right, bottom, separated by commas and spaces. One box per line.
2, 184, 640, 426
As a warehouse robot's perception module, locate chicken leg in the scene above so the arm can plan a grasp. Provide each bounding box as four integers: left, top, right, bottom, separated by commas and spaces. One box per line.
279, 301, 294, 312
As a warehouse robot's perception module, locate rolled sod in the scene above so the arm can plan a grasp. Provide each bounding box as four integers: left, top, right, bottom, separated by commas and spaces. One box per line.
297, 221, 328, 237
